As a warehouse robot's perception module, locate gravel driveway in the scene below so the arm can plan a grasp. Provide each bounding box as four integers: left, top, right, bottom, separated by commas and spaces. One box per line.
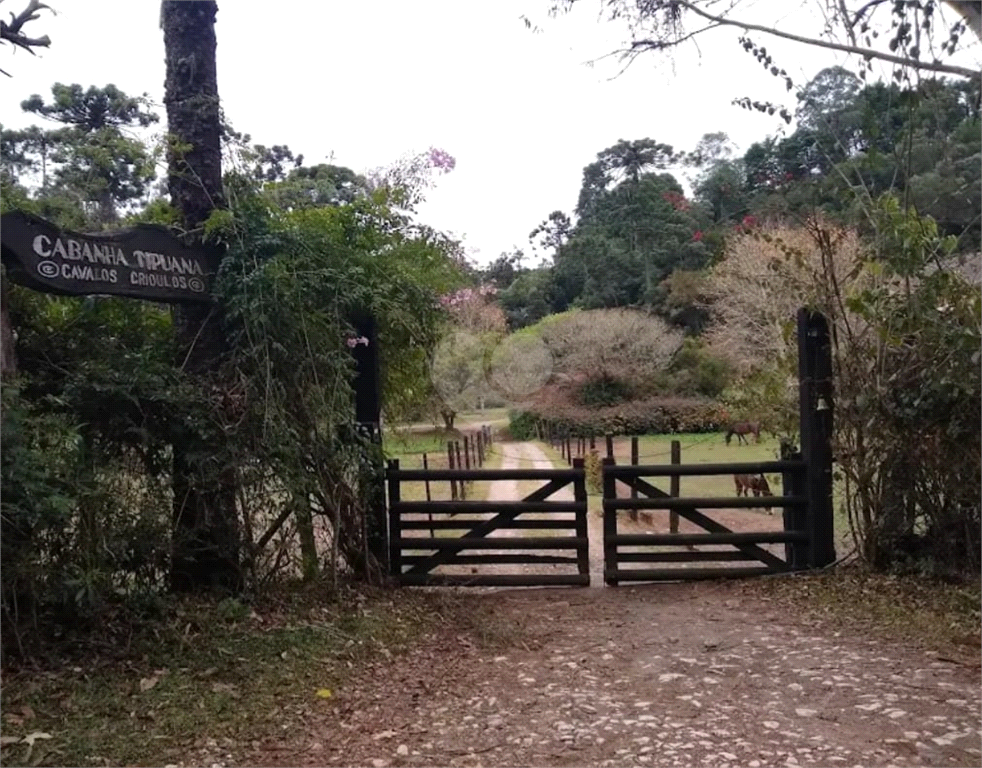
244, 443, 981, 768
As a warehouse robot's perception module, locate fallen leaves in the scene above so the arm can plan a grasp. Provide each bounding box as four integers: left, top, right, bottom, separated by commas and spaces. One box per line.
1, 731, 53, 765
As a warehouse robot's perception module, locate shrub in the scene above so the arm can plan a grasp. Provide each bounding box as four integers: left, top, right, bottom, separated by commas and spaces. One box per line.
507, 409, 540, 441
583, 449, 603, 493
515, 395, 727, 437
576, 374, 632, 407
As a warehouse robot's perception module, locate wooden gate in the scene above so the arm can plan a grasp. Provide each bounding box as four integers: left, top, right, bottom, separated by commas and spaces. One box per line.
386, 458, 589, 587
601, 456, 810, 583
599, 307, 836, 583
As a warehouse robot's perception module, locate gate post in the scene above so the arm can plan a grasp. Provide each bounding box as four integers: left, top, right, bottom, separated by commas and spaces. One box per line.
572, 458, 590, 579
351, 312, 388, 581
797, 309, 836, 568
780, 440, 807, 571
386, 459, 401, 578
602, 457, 618, 586
669, 440, 681, 534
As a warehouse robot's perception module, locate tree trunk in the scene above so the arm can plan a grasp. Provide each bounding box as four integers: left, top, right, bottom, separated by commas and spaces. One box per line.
161, 0, 241, 594
295, 495, 319, 581
1, 276, 16, 380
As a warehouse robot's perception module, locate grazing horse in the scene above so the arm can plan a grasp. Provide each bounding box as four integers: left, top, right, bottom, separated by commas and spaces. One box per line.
734, 473, 773, 512
725, 421, 761, 445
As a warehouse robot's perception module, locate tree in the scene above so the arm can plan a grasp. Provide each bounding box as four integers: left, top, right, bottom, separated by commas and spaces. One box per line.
738, 74, 981, 247
702, 224, 864, 373
497, 266, 556, 328
576, 138, 678, 217
11, 84, 159, 224
539, 308, 683, 401
480, 249, 526, 290
543, 1, 981, 80
264, 163, 369, 209
22, 83, 158, 130
528, 210, 572, 254
557, 152, 707, 312
685, 132, 736, 168
795, 66, 862, 133
160, 0, 240, 594
694, 159, 749, 224
429, 285, 506, 427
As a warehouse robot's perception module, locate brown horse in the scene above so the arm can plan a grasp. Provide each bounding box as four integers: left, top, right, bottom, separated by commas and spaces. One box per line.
734, 473, 773, 512
725, 421, 761, 445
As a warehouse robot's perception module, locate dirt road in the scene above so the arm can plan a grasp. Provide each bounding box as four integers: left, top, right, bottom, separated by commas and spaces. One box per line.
242, 442, 981, 768
249, 583, 980, 768
476, 441, 603, 584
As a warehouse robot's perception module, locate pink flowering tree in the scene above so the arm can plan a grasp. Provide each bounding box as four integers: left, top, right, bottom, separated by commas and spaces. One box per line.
428, 283, 507, 428
366, 146, 457, 213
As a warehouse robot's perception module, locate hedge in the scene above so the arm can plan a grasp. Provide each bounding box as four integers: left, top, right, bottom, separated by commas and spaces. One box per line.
509, 397, 728, 438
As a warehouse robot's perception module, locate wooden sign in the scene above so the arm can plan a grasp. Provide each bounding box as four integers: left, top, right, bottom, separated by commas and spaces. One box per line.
1, 210, 220, 304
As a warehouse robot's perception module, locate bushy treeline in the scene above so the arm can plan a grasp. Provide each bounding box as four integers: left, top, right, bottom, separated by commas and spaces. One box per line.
1, 84, 467, 658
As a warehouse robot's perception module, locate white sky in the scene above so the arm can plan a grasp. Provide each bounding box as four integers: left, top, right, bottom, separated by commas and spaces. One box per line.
1, 0, 978, 265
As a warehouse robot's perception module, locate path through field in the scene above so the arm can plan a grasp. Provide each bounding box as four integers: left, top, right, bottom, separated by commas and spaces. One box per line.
243, 441, 981, 768
468, 441, 603, 584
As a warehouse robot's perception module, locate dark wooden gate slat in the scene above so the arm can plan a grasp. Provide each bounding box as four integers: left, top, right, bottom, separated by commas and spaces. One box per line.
623, 475, 789, 571
400, 573, 590, 587
400, 553, 580, 566
604, 565, 774, 582
401, 476, 576, 575
398, 536, 588, 550
394, 500, 583, 513
400, 518, 578, 530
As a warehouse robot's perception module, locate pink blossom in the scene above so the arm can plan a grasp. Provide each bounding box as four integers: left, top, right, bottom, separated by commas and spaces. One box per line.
346, 336, 370, 348
692, 231, 703, 242
661, 191, 690, 211
428, 147, 456, 172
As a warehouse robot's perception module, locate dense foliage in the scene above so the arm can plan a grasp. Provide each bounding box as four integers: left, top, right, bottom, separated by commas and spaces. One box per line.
488, 69, 980, 578
1, 84, 467, 654
509, 396, 728, 439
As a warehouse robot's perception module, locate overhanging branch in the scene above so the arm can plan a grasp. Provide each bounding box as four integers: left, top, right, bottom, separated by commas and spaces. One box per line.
0, 0, 53, 72
645, 0, 979, 79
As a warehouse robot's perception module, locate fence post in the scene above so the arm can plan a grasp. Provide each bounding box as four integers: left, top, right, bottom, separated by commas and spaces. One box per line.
476, 432, 484, 467
605, 434, 614, 460
447, 441, 457, 501
566, 436, 572, 466
422, 453, 432, 501
602, 457, 618, 586
387, 459, 401, 578
463, 435, 472, 471
670, 440, 681, 535
629, 436, 639, 522
455, 441, 466, 500
572, 458, 590, 580
797, 308, 836, 568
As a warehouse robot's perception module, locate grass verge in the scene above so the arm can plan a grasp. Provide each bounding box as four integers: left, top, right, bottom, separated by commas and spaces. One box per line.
0, 584, 519, 768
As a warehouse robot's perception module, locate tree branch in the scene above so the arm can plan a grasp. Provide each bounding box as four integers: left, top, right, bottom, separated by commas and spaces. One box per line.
646, 0, 980, 79
0, 0, 53, 55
